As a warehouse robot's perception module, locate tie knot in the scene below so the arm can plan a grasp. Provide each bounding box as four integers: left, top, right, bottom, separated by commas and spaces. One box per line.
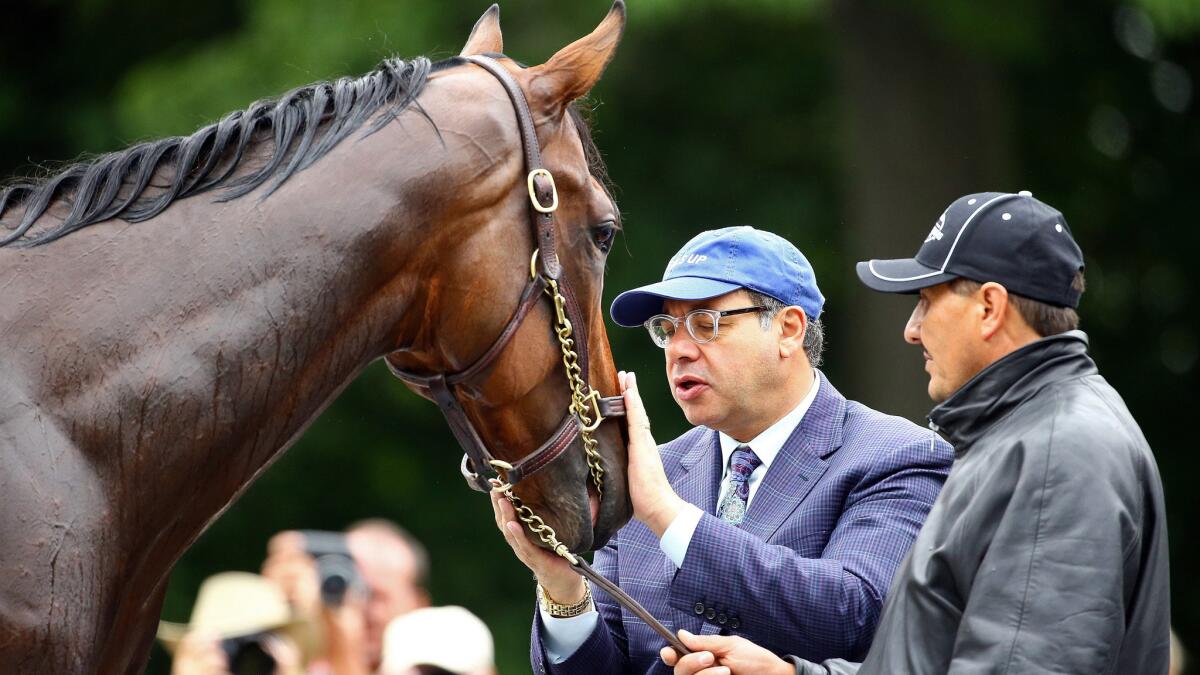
729, 446, 761, 481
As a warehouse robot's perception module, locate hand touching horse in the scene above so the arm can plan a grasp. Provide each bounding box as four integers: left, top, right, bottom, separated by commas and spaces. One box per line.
0, 4, 630, 672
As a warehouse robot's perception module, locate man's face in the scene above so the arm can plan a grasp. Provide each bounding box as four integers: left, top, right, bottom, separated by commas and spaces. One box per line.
904, 282, 989, 402
347, 532, 428, 668
661, 290, 786, 440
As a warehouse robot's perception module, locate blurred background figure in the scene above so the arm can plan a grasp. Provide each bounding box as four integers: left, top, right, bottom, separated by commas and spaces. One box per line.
347, 518, 433, 665
379, 606, 495, 675
261, 519, 431, 674
158, 571, 307, 675
1173, 628, 1188, 675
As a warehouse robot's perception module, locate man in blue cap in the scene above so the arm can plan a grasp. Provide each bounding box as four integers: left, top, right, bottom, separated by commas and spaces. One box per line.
662, 193, 1170, 674
492, 226, 953, 674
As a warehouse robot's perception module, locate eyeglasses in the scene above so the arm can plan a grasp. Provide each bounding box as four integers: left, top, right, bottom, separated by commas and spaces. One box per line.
643, 306, 766, 348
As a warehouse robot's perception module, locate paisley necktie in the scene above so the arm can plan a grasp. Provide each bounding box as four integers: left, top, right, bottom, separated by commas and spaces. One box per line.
717, 445, 761, 525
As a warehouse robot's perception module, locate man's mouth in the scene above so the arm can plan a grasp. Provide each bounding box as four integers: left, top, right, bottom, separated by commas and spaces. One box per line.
673, 374, 709, 401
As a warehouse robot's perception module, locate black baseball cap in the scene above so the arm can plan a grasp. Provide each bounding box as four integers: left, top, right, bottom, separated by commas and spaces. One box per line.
856, 191, 1085, 308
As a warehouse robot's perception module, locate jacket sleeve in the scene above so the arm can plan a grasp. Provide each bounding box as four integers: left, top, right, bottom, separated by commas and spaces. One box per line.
668, 436, 949, 661
945, 396, 1146, 673
530, 531, 630, 675
787, 656, 861, 675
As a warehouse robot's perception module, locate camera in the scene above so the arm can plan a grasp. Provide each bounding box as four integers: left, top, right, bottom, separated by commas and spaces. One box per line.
220, 632, 276, 675
298, 530, 364, 607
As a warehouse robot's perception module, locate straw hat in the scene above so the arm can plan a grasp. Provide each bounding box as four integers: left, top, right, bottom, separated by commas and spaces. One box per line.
380, 606, 494, 675
157, 571, 304, 651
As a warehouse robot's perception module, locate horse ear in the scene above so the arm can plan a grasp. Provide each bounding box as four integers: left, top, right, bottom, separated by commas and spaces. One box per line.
528, 0, 625, 109
461, 4, 503, 56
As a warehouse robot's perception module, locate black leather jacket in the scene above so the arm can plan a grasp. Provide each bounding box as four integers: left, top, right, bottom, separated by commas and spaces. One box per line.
794, 331, 1170, 674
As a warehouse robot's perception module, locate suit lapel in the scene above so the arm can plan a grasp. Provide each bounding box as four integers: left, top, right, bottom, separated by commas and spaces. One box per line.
667, 430, 722, 635
672, 429, 723, 515
741, 372, 847, 542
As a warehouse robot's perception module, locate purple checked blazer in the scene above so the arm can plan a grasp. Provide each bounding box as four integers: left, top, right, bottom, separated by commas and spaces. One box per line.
530, 372, 953, 675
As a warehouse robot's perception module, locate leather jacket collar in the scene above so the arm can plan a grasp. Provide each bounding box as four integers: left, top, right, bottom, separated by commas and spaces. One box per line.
928, 330, 1097, 453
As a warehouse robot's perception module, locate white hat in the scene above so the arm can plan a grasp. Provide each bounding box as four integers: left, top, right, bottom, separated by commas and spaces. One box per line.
380, 606, 494, 675
157, 572, 303, 650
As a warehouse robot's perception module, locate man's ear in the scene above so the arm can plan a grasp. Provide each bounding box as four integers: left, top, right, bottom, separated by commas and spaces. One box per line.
778, 307, 808, 359
978, 282, 1010, 340
460, 4, 503, 56
527, 1, 625, 112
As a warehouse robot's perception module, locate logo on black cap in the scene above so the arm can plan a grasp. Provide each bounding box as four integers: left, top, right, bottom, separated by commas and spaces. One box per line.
924, 209, 947, 243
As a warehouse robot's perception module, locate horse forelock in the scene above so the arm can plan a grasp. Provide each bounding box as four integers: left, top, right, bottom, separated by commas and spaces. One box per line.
0, 56, 466, 249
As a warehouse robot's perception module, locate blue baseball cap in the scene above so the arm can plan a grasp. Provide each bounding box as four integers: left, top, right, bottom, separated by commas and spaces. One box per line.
609, 226, 825, 327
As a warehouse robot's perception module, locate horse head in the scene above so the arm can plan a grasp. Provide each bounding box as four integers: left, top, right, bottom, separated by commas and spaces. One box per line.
383, 2, 631, 554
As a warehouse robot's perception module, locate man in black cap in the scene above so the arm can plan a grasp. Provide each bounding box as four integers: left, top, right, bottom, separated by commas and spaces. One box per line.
662, 191, 1171, 675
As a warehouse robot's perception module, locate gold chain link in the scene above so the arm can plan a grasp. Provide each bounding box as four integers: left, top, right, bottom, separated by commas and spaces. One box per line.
544, 275, 606, 497
493, 481, 580, 565
500, 250, 607, 562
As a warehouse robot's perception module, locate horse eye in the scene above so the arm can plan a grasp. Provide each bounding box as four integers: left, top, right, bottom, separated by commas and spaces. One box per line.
592, 224, 616, 253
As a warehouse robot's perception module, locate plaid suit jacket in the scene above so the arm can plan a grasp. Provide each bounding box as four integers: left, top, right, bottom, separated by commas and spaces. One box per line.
531, 371, 953, 675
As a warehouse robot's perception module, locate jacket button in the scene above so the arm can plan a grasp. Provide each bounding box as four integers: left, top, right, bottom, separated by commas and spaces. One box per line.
705, 608, 716, 620
717, 613, 728, 625
730, 617, 741, 629
693, 602, 705, 615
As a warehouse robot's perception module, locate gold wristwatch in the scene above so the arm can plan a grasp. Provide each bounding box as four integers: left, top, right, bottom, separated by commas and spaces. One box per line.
537, 579, 593, 618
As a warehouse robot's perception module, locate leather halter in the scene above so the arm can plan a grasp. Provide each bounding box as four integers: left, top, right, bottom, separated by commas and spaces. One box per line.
384, 54, 625, 494
386, 54, 692, 658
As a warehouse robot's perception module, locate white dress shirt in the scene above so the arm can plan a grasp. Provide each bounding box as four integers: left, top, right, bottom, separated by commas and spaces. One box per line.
540, 374, 821, 662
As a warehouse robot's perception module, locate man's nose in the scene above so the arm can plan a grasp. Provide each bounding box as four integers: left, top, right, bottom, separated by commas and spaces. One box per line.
904, 306, 923, 345
664, 328, 700, 361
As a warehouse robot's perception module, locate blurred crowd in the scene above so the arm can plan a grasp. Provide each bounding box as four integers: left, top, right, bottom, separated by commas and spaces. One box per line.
158, 519, 495, 675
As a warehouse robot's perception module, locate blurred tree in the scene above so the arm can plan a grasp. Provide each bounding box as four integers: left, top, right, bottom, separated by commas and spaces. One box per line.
831, 0, 1016, 420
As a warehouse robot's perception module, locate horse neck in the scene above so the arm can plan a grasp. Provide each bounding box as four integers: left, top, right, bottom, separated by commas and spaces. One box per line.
2, 122, 458, 555
0, 63, 542, 673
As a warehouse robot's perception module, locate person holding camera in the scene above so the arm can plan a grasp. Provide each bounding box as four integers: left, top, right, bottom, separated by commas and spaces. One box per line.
158, 571, 306, 675
261, 519, 431, 675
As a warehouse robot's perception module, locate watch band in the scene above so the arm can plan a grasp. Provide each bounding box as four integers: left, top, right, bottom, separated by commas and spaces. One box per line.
537, 579, 593, 618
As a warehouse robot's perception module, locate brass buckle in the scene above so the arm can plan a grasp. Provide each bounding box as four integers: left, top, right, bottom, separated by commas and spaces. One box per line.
574, 388, 605, 433
527, 169, 559, 213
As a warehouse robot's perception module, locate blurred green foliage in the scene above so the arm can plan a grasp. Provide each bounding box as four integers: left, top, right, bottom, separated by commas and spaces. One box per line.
1, 1, 1198, 673
1137, 0, 1200, 35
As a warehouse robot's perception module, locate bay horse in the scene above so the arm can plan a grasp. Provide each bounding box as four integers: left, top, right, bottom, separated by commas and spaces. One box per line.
0, 3, 631, 672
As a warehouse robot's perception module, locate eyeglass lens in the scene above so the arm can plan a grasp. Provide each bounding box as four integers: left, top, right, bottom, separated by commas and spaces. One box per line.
646, 311, 719, 346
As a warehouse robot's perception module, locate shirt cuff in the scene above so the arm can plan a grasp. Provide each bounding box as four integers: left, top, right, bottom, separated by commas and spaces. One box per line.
540, 607, 599, 663
659, 503, 704, 568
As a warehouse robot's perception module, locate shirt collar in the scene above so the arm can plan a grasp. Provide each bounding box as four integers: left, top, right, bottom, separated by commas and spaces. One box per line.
717, 372, 820, 473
